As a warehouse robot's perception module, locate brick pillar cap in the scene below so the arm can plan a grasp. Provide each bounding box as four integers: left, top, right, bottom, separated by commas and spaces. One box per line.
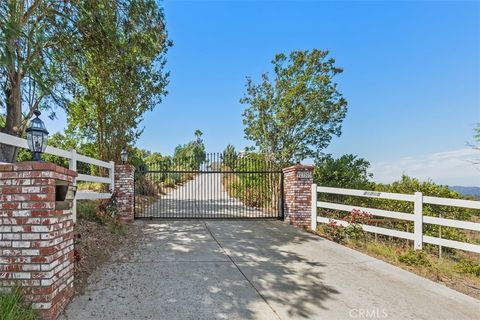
0, 161, 77, 177
282, 164, 315, 173
115, 164, 135, 170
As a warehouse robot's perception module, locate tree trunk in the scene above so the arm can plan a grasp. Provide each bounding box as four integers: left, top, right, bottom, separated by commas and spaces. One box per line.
0, 75, 22, 163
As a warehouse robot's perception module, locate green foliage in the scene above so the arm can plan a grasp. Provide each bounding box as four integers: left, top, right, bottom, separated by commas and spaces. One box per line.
0, 0, 76, 162
0, 285, 36, 320
456, 259, 480, 277
240, 49, 348, 166
78, 198, 125, 235
128, 147, 151, 171
344, 209, 372, 241
319, 175, 475, 248
320, 210, 371, 242
66, 0, 171, 163
223, 152, 278, 209
16, 132, 98, 175
77, 200, 99, 222
374, 176, 474, 245
222, 144, 238, 169
365, 242, 399, 261
322, 220, 346, 243
163, 177, 176, 188
135, 133, 207, 196
314, 154, 373, 189
107, 218, 126, 236
398, 250, 432, 267
145, 152, 172, 171
173, 130, 206, 170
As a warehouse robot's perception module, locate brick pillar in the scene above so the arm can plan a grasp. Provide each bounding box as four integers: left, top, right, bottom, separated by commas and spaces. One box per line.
282, 164, 315, 228
0, 162, 77, 320
114, 164, 135, 221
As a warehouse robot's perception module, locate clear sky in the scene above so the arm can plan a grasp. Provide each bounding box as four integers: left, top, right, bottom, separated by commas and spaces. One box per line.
46, 0, 480, 186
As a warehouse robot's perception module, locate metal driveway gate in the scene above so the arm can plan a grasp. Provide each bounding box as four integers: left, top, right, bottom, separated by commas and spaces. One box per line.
134, 153, 283, 219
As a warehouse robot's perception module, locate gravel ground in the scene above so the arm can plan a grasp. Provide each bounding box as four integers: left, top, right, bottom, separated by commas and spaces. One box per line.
72, 219, 143, 295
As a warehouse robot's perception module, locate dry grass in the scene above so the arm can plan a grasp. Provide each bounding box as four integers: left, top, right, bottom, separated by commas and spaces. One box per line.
77, 182, 105, 192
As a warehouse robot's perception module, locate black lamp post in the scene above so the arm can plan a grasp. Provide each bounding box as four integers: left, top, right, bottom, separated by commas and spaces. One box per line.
26, 110, 49, 161
121, 148, 128, 164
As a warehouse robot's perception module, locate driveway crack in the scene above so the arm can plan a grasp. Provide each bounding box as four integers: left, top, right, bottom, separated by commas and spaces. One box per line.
203, 221, 282, 320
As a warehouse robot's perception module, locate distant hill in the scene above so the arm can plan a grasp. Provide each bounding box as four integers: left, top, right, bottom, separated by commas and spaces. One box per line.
449, 186, 480, 199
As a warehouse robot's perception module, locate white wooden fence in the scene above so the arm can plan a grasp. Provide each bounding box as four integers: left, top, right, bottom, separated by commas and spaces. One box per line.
0, 132, 114, 221
311, 184, 480, 254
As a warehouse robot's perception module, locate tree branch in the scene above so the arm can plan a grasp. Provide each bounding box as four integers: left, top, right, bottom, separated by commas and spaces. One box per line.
22, 0, 42, 24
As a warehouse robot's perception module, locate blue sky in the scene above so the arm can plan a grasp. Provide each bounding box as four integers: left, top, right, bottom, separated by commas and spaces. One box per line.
46, 0, 480, 185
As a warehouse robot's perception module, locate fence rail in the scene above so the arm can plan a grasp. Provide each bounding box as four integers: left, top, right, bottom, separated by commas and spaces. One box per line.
0, 132, 114, 221
312, 184, 480, 254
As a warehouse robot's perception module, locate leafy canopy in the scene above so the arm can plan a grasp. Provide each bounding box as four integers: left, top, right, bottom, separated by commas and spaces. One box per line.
240, 49, 348, 166
0, 0, 77, 162
222, 144, 237, 169
173, 130, 206, 170
314, 154, 373, 189
65, 0, 170, 163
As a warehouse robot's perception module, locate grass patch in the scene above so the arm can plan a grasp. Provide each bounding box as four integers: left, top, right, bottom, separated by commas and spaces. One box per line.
364, 242, 399, 262
102, 216, 126, 236
398, 250, 432, 267
456, 259, 480, 277
76, 182, 105, 192
77, 200, 99, 222
0, 286, 36, 320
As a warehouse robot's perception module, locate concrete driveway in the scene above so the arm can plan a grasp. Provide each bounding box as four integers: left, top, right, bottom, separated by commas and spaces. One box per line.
62, 220, 479, 320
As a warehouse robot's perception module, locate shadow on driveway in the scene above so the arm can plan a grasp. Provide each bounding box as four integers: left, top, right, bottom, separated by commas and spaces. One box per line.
62, 220, 480, 320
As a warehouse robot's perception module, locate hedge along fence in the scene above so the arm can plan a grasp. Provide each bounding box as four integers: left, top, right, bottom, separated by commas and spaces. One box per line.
0, 132, 114, 221
311, 185, 480, 254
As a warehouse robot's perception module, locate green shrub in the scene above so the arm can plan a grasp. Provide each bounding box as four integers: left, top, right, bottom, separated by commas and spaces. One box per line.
102, 217, 126, 236
366, 242, 398, 261
456, 259, 480, 277
322, 220, 346, 243
164, 178, 176, 188
398, 250, 432, 267
344, 209, 372, 241
171, 173, 183, 183
0, 286, 36, 320
77, 200, 99, 222
134, 175, 158, 197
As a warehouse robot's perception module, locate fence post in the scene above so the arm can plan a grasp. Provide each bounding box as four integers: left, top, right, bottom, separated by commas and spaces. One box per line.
311, 183, 317, 231
109, 161, 115, 192
413, 191, 423, 250
69, 149, 77, 222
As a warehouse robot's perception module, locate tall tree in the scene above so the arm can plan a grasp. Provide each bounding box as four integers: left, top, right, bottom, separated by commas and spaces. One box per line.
173, 130, 206, 170
240, 49, 348, 167
66, 0, 170, 163
222, 144, 237, 169
0, 0, 76, 162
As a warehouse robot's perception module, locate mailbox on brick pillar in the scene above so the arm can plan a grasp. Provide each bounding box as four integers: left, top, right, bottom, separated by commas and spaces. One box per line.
282, 164, 315, 229
55, 180, 77, 210
0, 162, 77, 320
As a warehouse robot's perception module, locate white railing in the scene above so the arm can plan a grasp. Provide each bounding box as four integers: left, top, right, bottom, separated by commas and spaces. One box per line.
0, 132, 114, 221
311, 184, 480, 254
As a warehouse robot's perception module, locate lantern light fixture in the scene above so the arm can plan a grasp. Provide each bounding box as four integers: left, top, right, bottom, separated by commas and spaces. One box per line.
121, 148, 128, 164
26, 110, 49, 161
